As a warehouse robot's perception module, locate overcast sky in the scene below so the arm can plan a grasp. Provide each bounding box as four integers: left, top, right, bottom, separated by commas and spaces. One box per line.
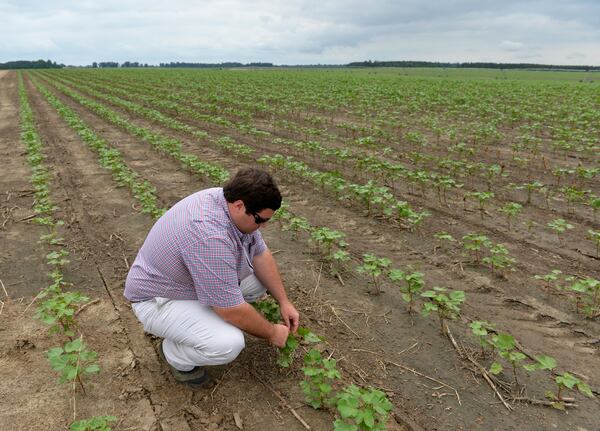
1, 0, 599, 66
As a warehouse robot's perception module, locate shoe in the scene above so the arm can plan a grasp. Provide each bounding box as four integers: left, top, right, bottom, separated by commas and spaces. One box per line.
158, 341, 208, 386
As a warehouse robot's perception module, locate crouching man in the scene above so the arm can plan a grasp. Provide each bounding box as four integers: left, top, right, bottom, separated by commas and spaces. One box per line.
124, 168, 299, 385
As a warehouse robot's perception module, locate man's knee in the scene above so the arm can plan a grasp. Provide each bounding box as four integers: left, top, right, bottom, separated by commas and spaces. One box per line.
197, 330, 245, 365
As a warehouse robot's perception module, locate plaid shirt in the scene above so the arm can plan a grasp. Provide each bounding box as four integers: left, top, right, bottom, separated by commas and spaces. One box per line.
124, 187, 267, 307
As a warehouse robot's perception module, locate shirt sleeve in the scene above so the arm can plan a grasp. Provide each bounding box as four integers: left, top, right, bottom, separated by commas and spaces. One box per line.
181, 234, 245, 308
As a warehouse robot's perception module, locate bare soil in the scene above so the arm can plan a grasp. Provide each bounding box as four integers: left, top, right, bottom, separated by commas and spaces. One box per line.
1, 70, 598, 431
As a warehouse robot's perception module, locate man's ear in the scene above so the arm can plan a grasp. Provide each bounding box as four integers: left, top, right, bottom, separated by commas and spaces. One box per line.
232, 200, 245, 212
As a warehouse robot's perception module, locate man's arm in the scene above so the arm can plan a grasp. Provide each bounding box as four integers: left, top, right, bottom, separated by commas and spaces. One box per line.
252, 249, 300, 332
213, 302, 289, 347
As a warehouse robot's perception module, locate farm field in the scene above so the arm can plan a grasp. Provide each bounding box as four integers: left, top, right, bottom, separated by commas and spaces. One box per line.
0, 67, 598, 431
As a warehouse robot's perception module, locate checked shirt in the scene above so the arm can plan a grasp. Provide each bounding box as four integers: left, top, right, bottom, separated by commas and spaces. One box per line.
124, 187, 267, 307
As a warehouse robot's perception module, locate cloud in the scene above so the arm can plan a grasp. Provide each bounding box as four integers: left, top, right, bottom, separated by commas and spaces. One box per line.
0, 0, 598, 65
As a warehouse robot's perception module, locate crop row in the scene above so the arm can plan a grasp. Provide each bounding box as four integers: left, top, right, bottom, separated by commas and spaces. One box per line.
44, 71, 598, 224
18, 72, 118, 431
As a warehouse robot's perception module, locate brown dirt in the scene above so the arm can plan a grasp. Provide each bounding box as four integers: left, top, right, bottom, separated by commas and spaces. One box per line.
1, 70, 598, 431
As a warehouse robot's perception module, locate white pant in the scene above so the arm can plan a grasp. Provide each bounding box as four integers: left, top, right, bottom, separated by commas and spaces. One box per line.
132, 275, 267, 371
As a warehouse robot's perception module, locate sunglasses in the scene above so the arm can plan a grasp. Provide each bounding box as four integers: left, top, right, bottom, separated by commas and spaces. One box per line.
248, 211, 270, 224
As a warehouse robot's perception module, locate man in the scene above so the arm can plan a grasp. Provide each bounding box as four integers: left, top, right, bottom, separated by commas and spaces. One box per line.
124, 168, 299, 385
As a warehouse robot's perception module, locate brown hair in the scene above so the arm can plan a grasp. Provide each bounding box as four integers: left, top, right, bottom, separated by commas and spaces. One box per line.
223, 168, 282, 213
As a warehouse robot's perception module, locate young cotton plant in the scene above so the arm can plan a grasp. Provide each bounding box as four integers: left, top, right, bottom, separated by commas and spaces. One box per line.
551, 373, 594, 409
461, 233, 492, 263
35, 289, 89, 337
547, 218, 574, 243
278, 327, 322, 368
47, 337, 100, 394
421, 287, 465, 336
356, 254, 392, 295
488, 333, 526, 385
482, 243, 516, 275
333, 385, 393, 431
309, 227, 348, 270
466, 191, 495, 220
300, 348, 341, 409
534, 270, 562, 296
469, 320, 496, 356
388, 268, 424, 314
587, 229, 600, 258
70, 415, 118, 431
498, 202, 522, 231
567, 277, 600, 319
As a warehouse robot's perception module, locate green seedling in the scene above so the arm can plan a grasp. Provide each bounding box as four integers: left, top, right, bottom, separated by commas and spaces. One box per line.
568, 277, 600, 318
356, 253, 392, 294
547, 219, 574, 243
434, 231, 455, 243
421, 287, 465, 335
271, 201, 291, 227
70, 416, 118, 431
587, 229, 600, 258
286, 216, 312, 240
310, 227, 347, 260
252, 296, 281, 323
333, 385, 393, 431
461, 233, 492, 263
469, 320, 495, 356
35, 289, 89, 336
534, 270, 562, 296
278, 327, 322, 368
498, 202, 522, 231
331, 250, 351, 278
388, 268, 424, 314
47, 337, 100, 394
489, 332, 525, 385
589, 195, 600, 222
482, 243, 515, 275
46, 249, 70, 267
520, 181, 544, 204
560, 186, 588, 213
467, 191, 495, 219
550, 372, 594, 409
300, 348, 341, 409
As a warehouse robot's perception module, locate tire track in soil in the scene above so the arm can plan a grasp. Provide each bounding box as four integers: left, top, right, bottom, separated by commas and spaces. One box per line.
24, 73, 196, 430
32, 75, 600, 429
39, 72, 600, 365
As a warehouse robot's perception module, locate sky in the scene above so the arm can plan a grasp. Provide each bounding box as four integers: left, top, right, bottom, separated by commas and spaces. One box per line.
1, 0, 599, 66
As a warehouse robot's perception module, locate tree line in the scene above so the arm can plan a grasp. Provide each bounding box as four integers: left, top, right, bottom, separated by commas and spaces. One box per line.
2, 59, 598, 71
347, 60, 600, 71
0, 59, 64, 69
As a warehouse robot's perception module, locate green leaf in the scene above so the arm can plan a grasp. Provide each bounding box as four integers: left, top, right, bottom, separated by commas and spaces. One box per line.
556, 372, 578, 389
534, 355, 557, 371
489, 362, 503, 375
333, 419, 358, 431
577, 382, 594, 398
85, 364, 100, 374
337, 399, 359, 418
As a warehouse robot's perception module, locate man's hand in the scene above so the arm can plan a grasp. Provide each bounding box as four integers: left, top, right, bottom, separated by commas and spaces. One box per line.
279, 301, 300, 333
269, 323, 290, 348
